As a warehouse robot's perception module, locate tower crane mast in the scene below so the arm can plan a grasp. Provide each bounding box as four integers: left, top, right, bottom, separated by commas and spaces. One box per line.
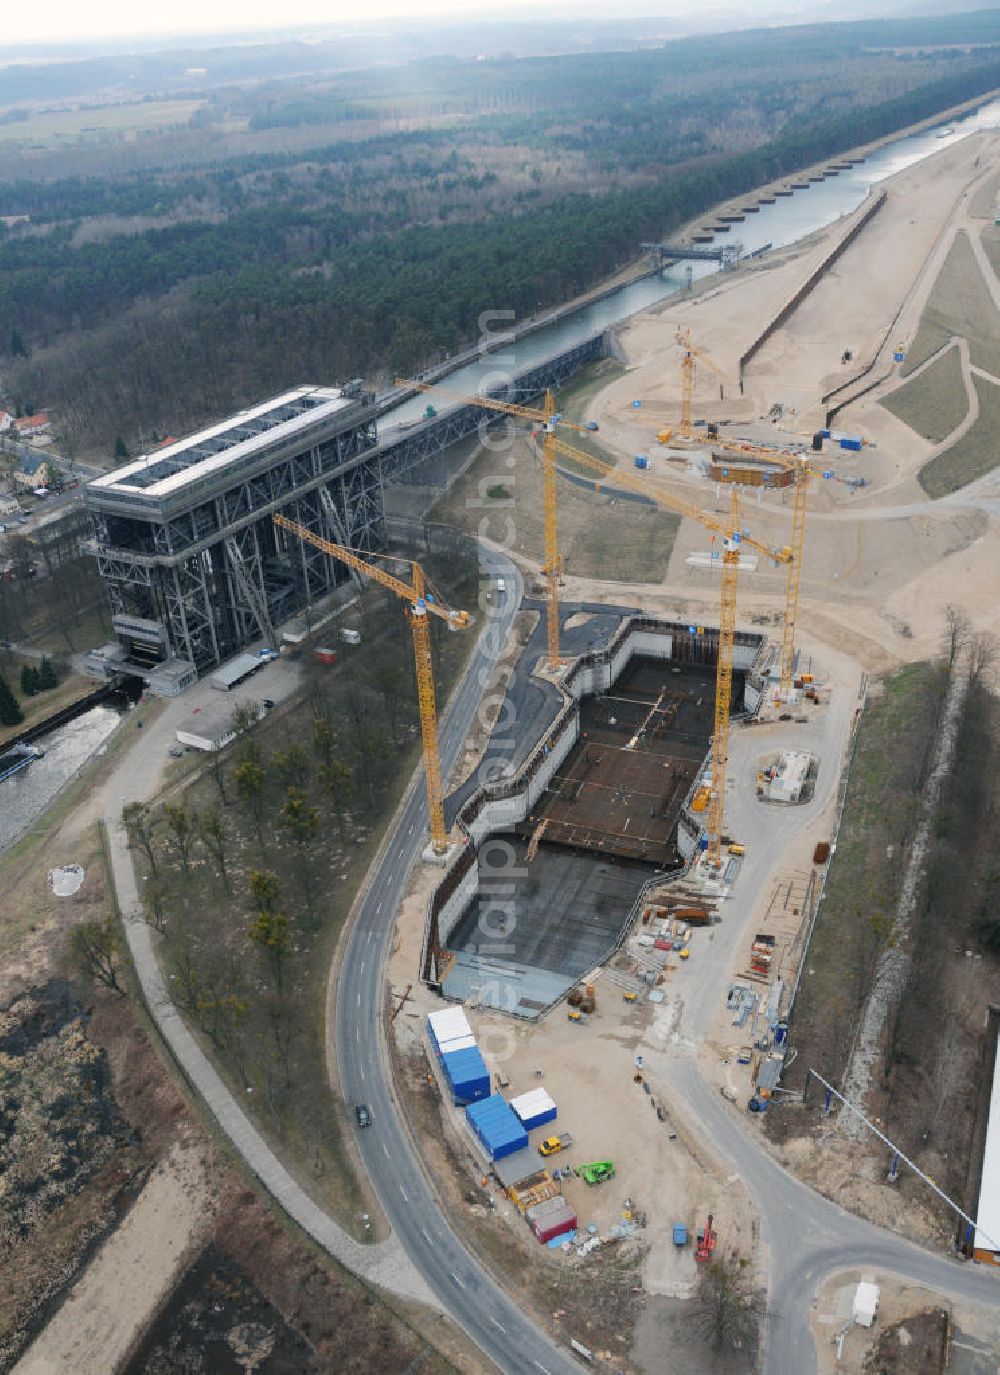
398, 378, 594, 671
398, 379, 791, 864
546, 434, 789, 865
675, 328, 734, 438
272, 513, 471, 855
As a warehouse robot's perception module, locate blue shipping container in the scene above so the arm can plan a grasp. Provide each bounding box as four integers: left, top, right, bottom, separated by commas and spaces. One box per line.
839, 437, 862, 452
442, 1047, 490, 1105
465, 1094, 529, 1160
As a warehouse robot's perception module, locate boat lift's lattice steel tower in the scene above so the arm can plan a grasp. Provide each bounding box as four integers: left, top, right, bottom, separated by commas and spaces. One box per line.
85, 387, 381, 680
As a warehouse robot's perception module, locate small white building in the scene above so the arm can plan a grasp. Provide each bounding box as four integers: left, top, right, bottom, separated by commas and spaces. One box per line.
973, 1028, 1000, 1266
852, 1280, 879, 1328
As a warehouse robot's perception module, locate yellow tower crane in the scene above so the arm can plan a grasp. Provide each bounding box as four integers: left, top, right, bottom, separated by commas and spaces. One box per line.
705, 436, 837, 696
663, 328, 828, 698
540, 432, 790, 865
674, 328, 736, 439
272, 513, 471, 855
398, 379, 791, 865
397, 379, 596, 672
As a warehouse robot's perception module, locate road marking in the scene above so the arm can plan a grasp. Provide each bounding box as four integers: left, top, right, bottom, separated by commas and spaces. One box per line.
376, 900, 382, 914
489, 1317, 506, 1333
533, 1364, 551, 1375
399, 1184, 409, 1202
383, 1141, 391, 1158
420, 1227, 432, 1242
355, 1026, 360, 1044
356, 991, 361, 1010
359, 1064, 366, 1082
366, 930, 373, 946
449, 1272, 465, 1289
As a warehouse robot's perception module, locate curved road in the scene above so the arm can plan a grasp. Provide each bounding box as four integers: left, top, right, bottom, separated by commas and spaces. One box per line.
334, 549, 1000, 1375
334, 547, 582, 1375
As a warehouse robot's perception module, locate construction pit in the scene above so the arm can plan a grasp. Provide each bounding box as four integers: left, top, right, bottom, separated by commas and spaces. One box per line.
433, 629, 765, 1018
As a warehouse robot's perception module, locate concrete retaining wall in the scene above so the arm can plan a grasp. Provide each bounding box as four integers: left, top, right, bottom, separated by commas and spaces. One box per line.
423, 615, 767, 985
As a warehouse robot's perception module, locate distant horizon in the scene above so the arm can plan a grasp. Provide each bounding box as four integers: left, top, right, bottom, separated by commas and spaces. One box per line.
2, 0, 969, 53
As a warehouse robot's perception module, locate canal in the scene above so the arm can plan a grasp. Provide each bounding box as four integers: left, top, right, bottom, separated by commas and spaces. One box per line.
378, 97, 1000, 432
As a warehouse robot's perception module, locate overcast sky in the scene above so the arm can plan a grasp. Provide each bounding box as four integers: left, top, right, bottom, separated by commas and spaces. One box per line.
8, 0, 769, 47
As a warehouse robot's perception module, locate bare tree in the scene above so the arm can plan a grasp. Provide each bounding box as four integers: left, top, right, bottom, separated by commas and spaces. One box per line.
235, 752, 267, 852
944, 604, 970, 672
164, 803, 196, 874
199, 806, 230, 891
142, 873, 168, 933
274, 744, 310, 789
281, 786, 320, 920
318, 758, 353, 842
207, 746, 229, 806
371, 661, 407, 745
968, 631, 997, 691
70, 914, 125, 995
312, 716, 336, 770
693, 1255, 764, 1357
122, 801, 160, 876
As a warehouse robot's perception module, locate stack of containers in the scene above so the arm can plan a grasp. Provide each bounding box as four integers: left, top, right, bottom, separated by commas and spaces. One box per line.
428, 1007, 472, 1056
442, 1046, 491, 1105
427, 1006, 491, 1105
509, 1087, 557, 1132
465, 1094, 528, 1161
527, 1196, 577, 1244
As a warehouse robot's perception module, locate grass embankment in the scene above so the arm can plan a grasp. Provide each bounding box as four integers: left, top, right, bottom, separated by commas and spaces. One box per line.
901, 230, 1000, 378
880, 343, 967, 443
432, 432, 679, 584
777, 659, 1000, 1205
919, 373, 1000, 496
140, 543, 481, 1237
780, 663, 947, 1092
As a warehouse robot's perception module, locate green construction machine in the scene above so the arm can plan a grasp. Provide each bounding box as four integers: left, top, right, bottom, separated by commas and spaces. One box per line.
575, 1161, 615, 1186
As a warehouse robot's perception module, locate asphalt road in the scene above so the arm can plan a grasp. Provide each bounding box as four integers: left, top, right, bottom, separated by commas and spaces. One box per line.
658, 1061, 1000, 1374
335, 564, 1000, 1375
334, 547, 583, 1375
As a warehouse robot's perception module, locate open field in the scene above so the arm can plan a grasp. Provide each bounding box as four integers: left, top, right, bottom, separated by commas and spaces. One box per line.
901, 230, 1000, 378
880, 343, 967, 442
431, 434, 680, 583
919, 372, 1000, 496
0, 99, 205, 146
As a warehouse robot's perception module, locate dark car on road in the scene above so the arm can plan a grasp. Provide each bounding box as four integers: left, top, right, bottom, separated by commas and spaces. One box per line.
355, 1104, 371, 1128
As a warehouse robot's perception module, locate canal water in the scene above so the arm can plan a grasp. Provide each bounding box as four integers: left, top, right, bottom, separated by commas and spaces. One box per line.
378, 97, 1000, 432
0, 698, 132, 852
